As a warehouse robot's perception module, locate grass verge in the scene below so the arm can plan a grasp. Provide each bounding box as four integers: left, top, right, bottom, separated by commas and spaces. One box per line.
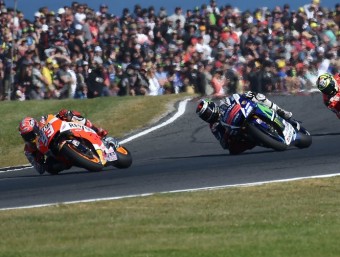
1, 177, 340, 257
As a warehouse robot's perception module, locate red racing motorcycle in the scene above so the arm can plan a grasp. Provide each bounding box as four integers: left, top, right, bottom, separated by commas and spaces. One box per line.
37, 114, 132, 174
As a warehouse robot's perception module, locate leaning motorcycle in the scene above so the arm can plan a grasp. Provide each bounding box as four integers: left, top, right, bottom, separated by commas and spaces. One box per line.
220, 94, 312, 151
37, 114, 132, 174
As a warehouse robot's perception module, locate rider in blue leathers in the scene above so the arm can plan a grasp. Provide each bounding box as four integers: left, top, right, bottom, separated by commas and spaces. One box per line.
196, 91, 293, 154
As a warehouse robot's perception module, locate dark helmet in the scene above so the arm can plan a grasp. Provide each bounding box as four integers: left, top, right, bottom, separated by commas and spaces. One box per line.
196, 99, 219, 123
18, 117, 39, 142
317, 73, 338, 96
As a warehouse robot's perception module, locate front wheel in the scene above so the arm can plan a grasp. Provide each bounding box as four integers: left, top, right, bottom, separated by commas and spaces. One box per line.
113, 146, 132, 169
295, 130, 312, 148
247, 123, 288, 151
60, 141, 104, 172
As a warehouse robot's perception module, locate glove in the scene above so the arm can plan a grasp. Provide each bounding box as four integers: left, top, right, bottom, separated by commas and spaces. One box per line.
34, 162, 46, 175
25, 151, 45, 175
58, 109, 73, 121
244, 91, 255, 99
97, 127, 108, 138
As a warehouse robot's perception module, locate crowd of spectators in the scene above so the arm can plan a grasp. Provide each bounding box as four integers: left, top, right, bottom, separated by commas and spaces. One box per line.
0, 0, 339, 101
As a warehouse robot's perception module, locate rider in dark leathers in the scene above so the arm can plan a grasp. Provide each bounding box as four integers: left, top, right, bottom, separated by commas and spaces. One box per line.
196, 91, 293, 154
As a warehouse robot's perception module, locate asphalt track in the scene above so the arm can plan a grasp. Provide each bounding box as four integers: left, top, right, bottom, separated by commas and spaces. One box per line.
1, 93, 340, 210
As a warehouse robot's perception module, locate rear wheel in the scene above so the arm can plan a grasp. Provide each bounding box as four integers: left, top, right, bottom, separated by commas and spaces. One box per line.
60, 141, 104, 172
247, 122, 287, 151
113, 146, 132, 169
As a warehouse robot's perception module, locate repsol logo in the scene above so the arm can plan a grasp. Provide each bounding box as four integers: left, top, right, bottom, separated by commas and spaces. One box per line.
69, 123, 84, 129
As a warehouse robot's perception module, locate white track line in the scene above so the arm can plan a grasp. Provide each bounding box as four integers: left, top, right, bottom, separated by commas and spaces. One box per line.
120, 98, 191, 144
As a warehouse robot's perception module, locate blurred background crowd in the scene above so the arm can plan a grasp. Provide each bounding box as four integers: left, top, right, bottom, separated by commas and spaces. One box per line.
0, 0, 339, 100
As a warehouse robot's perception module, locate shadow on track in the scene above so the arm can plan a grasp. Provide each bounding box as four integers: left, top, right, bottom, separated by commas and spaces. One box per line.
160, 148, 299, 160
311, 132, 340, 137
0, 169, 92, 180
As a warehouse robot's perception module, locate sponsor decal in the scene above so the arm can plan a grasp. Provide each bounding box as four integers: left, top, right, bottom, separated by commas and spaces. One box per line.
69, 123, 84, 129
244, 102, 252, 116
41, 123, 54, 137
226, 104, 241, 125
105, 147, 118, 162
282, 121, 294, 145
72, 116, 84, 122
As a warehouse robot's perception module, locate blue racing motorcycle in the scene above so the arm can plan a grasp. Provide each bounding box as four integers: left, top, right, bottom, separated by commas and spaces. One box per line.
219, 94, 312, 151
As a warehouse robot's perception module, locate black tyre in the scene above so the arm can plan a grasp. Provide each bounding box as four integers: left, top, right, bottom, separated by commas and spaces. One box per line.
60, 142, 104, 172
46, 170, 60, 175
295, 131, 312, 148
247, 123, 287, 151
113, 146, 132, 169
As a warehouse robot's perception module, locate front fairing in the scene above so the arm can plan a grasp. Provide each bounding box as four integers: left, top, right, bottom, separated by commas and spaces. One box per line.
248, 103, 297, 146
219, 94, 255, 133
254, 104, 285, 130
37, 115, 62, 154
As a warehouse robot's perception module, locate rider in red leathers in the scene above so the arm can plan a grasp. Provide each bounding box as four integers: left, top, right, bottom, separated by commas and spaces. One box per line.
316, 73, 340, 118
19, 117, 46, 174
196, 91, 293, 155
19, 109, 118, 174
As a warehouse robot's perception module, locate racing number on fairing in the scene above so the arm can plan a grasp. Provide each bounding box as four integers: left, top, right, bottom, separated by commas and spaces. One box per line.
242, 102, 252, 117
40, 123, 54, 146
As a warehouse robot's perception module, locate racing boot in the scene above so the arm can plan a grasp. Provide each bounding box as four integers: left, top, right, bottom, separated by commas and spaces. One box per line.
276, 108, 293, 120
276, 106, 299, 130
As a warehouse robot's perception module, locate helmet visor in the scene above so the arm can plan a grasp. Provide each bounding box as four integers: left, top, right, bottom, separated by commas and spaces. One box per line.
200, 108, 213, 121
318, 75, 337, 96
21, 131, 36, 142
